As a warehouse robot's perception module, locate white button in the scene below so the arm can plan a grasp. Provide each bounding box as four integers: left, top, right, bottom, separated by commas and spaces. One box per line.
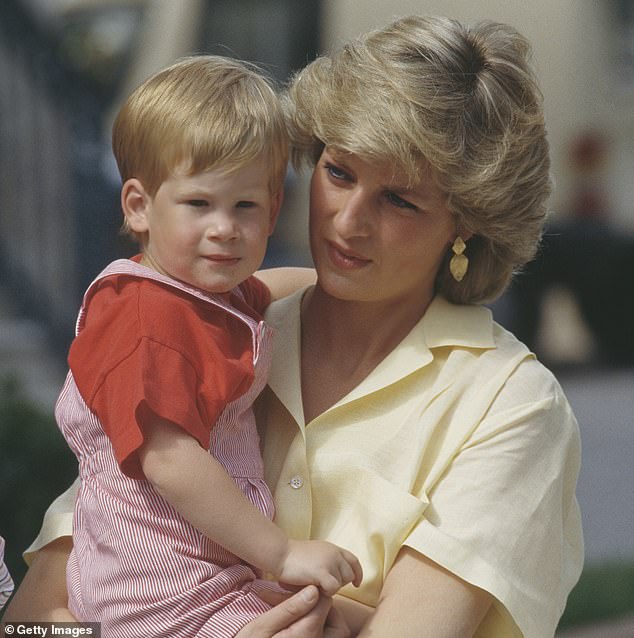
289, 475, 304, 489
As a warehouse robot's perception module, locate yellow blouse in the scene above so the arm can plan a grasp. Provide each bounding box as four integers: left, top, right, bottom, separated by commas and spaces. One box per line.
258, 291, 583, 638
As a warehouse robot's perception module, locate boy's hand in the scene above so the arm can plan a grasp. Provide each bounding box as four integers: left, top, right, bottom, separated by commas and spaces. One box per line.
276, 539, 363, 596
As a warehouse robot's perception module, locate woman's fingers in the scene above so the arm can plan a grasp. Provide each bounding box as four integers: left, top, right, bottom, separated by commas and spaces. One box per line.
324, 604, 352, 638
235, 586, 328, 638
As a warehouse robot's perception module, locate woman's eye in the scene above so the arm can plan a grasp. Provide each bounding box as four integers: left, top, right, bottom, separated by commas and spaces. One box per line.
325, 163, 349, 181
386, 192, 417, 210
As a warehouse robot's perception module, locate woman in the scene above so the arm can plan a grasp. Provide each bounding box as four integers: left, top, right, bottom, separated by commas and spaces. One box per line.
4, 15, 582, 637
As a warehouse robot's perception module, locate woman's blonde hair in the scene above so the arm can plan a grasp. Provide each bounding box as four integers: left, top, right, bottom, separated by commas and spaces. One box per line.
284, 15, 552, 304
113, 55, 289, 235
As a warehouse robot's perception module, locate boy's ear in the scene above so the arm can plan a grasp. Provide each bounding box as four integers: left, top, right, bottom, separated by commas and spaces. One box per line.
267, 190, 284, 235
121, 178, 151, 233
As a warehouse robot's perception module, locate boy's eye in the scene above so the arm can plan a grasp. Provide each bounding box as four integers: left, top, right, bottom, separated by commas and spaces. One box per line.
187, 199, 208, 208
236, 200, 256, 209
386, 191, 417, 210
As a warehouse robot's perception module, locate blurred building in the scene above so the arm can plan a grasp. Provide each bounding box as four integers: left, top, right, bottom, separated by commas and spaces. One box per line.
0, 0, 319, 354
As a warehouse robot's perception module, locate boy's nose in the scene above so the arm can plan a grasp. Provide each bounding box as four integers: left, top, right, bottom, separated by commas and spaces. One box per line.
206, 212, 239, 241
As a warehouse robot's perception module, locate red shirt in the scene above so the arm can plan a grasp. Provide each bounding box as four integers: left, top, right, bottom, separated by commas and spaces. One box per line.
68, 272, 270, 478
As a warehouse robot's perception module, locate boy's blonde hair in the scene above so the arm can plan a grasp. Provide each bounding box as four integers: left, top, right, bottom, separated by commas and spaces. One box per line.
113, 55, 289, 235
284, 15, 552, 304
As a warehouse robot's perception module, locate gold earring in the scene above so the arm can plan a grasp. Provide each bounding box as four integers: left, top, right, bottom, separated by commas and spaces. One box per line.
449, 236, 468, 282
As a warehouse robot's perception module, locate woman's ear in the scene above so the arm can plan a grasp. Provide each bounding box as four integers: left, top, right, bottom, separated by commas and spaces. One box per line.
121, 178, 151, 233
454, 225, 474, 243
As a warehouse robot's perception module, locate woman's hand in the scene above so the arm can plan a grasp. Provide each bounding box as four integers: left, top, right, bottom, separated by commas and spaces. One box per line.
235, 586, 350, 638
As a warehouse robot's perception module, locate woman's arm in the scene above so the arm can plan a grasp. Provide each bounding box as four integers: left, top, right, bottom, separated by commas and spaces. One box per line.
355, 547, 491, 637
139, 418, 361, 594
2, 536, 76, 622
254, 267, 316, 301
332, 596, 373, 636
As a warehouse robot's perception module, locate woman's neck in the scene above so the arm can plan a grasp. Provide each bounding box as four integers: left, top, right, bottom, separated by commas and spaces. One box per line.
299, 283, 433, 423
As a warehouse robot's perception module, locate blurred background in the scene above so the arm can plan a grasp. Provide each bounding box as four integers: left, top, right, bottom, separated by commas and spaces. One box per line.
0, 0, 632, 634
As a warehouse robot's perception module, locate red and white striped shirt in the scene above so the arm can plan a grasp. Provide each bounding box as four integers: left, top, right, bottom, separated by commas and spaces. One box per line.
57, 259, 275, 637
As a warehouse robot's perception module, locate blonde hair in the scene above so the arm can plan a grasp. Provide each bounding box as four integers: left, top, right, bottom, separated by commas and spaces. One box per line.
113, 55, 289, 236
284, 15, 552, 304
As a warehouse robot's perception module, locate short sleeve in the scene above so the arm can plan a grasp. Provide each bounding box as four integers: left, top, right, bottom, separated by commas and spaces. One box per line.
70, 277, 256, 479
90, 337, 223, 478
405, 360, 583, 638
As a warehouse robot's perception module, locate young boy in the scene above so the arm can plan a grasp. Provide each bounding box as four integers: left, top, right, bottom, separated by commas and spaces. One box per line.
57, 55, 361, 637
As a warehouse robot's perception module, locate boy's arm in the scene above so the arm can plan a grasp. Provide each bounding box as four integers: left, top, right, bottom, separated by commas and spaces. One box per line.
139, 417, 288, 571
2, 536, 76, 622
139, 417, 361, 594
254, 267, 316, 302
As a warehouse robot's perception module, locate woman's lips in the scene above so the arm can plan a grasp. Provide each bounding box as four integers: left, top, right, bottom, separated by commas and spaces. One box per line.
326, 241, 371, 269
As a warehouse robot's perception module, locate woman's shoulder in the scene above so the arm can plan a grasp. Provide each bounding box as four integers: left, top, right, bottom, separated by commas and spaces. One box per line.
437, 302, 570, 417
483, 319, 568, 404
472, 320, 579, 443
428, 298, 533, 371
491, 320, 560, 385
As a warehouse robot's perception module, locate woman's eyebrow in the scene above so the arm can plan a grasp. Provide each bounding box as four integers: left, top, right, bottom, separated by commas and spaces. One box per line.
324, 150, 349, 166
385, 178, 424, 195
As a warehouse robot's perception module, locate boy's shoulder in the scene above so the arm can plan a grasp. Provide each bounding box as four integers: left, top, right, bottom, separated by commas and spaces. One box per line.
75, 274, 254, 382
83, 270, 261, 358
81, 274, 209, 346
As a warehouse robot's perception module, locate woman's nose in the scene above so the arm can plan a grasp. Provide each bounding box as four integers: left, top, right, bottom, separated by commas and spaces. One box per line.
332, 190, 371, 238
